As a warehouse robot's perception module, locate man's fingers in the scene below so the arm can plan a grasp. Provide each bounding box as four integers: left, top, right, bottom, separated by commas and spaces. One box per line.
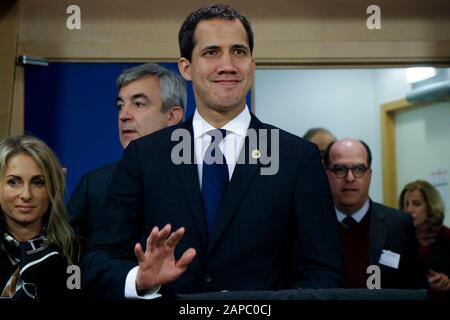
147, 226, 159, 252
134, 243, 145, 262
176, 248, 197, 269
165, 227, 185, 248
155, 224, 172, 247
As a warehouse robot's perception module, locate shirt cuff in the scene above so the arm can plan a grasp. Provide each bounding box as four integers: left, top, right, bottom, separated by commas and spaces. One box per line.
124, 266, 162, 299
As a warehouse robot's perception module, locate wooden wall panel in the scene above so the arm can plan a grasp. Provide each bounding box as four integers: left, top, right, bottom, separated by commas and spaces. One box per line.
16, 0, 450, 63
7, 0, 450, 139
0, 0, 20, 137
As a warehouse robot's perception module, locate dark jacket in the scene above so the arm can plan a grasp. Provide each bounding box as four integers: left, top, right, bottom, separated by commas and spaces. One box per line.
369, 201, 426, 289
82, 114, 345, 299
68, 162, 117, 244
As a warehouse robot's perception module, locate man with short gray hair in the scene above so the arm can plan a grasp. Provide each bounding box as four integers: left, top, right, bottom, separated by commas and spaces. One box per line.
116, 63, 186, 148
69, 63, 187, 242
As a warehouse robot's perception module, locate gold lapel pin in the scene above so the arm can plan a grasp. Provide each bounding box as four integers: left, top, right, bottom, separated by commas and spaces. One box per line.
251, 149, 261, 159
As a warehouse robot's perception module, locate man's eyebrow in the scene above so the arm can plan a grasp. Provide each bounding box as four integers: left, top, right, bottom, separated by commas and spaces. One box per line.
201, 44, 249, 51
116, 94, 149, 104
201, 45, 219, 52
131, 93, 149, 101
232, 44, 249, 50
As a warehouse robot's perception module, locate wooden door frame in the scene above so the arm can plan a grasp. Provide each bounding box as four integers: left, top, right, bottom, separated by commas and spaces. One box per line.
380, 98, 435, 207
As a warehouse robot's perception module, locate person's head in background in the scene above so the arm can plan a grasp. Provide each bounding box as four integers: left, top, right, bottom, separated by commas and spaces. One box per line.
0, 135, 75, 261
177, 4, 255, 127
399, 180, 444, 229
303, 127, 337, 160
116, 63, 187, 148
323, 138, 372, 215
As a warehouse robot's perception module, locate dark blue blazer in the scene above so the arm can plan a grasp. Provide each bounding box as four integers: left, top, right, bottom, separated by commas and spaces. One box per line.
68, 162, 117, 243
82, 114, 344, 299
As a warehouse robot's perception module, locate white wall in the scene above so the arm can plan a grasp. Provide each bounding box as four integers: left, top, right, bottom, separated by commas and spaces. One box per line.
254, 68, 383, 202
396, 102, 450, 227
372, 69, 410, 105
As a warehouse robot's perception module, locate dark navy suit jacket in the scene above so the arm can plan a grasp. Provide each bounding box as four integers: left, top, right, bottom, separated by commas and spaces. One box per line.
368, 201, 426, 289
82, 114, 345, 299
68, 162, 117, 243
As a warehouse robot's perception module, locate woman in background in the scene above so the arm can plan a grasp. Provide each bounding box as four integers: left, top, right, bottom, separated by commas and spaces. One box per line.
399, 180, 450, 293
0, 135, 78, 300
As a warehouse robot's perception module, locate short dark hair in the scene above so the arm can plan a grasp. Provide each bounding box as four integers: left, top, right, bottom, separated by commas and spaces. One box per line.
303, 127, 335, 141
322, 141, 335, 168
359, 140, 372, 168
323, 139, 372, 168
178, 4, 254, 61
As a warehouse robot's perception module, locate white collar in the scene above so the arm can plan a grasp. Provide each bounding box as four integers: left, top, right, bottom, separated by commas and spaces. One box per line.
192, 106, 251, 139
335, 199, 370, 223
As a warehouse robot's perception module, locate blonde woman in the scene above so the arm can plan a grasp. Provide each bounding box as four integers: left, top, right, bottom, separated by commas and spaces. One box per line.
0, 135, 78, 300
399, 180, 450, 293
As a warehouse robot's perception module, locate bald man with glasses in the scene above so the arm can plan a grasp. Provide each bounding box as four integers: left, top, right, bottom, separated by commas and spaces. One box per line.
323, 138, 426, 290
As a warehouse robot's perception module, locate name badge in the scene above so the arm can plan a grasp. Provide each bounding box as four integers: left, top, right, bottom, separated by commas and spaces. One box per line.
378, 249, 400, 269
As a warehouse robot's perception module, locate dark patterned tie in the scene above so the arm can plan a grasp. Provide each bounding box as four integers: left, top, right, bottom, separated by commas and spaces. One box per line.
343, 216, 358, 229
201, 129, 229, 238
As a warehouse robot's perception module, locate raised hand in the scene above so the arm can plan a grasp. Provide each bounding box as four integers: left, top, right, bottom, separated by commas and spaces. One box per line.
134, 224, 196, 292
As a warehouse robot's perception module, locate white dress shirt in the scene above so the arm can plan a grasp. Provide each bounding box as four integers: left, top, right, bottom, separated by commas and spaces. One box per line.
124, 266, 161, 299
193, 106, 251, 188
124, 106, 251, 299
335, 199, 370, 226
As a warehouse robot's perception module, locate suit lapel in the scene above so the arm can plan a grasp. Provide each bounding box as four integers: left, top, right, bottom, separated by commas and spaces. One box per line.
207, 114, 263, 254
369, 201, 388, 265
173, 118, 208, 246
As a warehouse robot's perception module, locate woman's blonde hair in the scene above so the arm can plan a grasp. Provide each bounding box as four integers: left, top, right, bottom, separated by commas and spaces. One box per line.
399, 179, 445, 228
0, 135, 76, 262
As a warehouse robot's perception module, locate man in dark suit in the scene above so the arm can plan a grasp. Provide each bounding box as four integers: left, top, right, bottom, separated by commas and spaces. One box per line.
68, 63, 186, 242
82, 4, 344, 299
323, 138, 425, 289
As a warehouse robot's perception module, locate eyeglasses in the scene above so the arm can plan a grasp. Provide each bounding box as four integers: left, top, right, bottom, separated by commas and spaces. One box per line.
328, 164, 369, 178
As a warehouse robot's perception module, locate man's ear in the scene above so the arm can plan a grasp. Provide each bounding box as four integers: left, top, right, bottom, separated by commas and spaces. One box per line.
166, 106, 184, 126
178, 58, 191, 81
